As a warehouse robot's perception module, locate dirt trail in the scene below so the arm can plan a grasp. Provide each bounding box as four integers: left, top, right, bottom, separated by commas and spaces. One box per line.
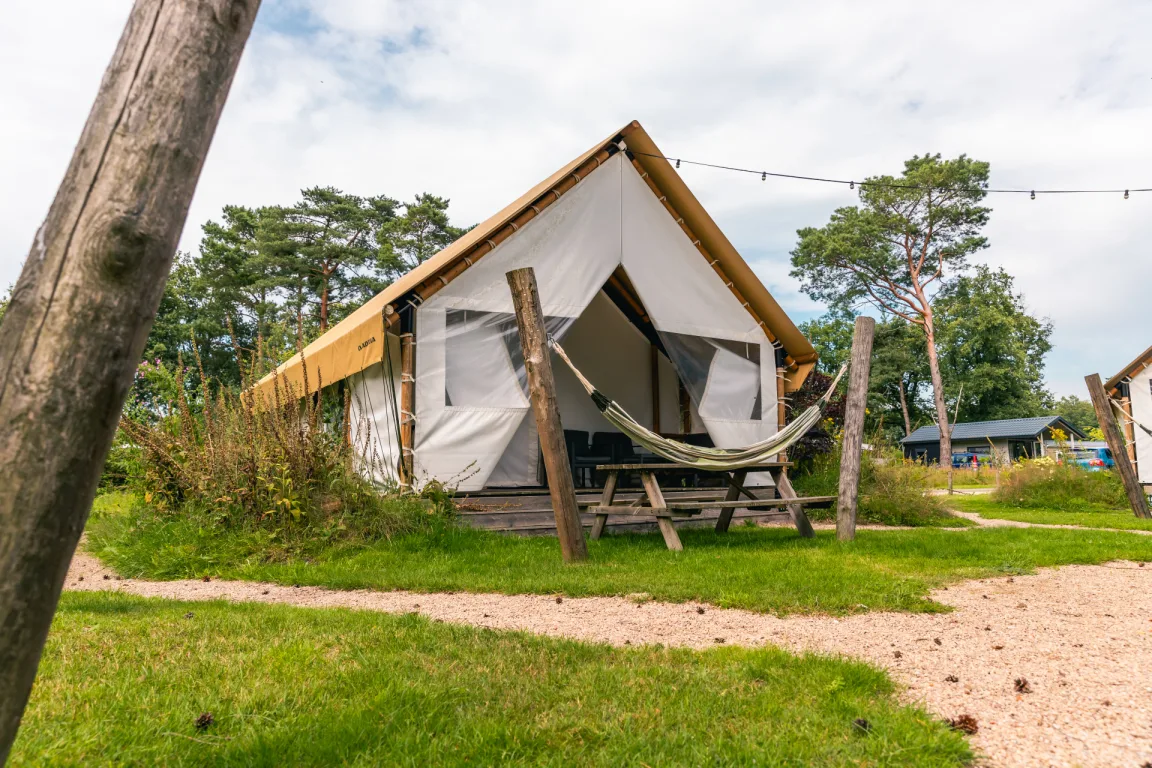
949, 507, 1152, 535
66, 545, 1152, 768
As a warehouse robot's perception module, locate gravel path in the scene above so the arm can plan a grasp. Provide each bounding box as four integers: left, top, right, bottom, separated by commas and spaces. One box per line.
950, 508, 1152, 535
65, 547, 1152, 768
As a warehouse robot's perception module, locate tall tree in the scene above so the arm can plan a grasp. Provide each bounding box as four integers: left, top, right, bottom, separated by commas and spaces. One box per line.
378, 193, 467, 282
264, 187, 396, 333
791, 154, 991, 464
801, 311, 929, 440
933, 266, 1052, 422
198, 205, 280, 339
870, 317, 929, 438
798, 310, 855, 376
1050, 395, 1099, 433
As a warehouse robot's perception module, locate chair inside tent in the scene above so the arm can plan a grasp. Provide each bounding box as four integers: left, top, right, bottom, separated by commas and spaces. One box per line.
251, 122, 817, 493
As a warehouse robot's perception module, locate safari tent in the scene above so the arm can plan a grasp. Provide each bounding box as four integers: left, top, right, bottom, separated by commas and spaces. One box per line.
251, 121, 817, 492
1106, 344, 1152, 485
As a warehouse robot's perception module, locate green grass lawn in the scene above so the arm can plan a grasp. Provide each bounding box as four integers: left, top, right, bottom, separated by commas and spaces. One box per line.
947, 495, 1152, 531
12, 591, 972, 767
87, 493, 1152, 615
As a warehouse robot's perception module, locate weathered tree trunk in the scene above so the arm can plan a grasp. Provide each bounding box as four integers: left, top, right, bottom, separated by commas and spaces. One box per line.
319, 281, 330, 331
0, 1, 259, 760
897, 376, 912, 437
922, 314, 952, 466
837, 316, 876, 541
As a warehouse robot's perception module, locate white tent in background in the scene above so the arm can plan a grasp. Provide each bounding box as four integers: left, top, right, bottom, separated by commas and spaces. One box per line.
251, 121, 817, 492
1106, 344, 1152, 486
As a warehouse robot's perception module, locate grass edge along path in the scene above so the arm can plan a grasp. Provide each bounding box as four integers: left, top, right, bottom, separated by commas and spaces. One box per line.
12, 591, 973, 767
947, 495, 1152, 532
86, 493, 1152, 616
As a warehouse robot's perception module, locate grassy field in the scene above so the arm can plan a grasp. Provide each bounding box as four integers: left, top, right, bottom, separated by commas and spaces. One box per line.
12, 591, 972, 767
87, 493, 1152, 615
947, 495, 1152, 531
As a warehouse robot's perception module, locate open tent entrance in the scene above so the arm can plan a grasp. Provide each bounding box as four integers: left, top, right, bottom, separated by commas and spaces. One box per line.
484, 266, 775, 490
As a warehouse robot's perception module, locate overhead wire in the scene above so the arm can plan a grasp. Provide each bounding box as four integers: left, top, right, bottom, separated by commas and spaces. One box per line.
630, 150, 1151, 197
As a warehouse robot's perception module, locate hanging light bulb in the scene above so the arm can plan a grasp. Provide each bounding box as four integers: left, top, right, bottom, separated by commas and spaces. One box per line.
1030, 190, 1036, 200
675, 158, 681, 169
1124, 189, 1130, 200
761, 171, 766, 181
849, 180, 855, 190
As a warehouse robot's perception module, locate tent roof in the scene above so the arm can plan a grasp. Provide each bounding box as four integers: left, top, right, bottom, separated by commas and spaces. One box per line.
1105, 343, 1152, 394
901, 416, 1087, 445
251, 121, 816, 403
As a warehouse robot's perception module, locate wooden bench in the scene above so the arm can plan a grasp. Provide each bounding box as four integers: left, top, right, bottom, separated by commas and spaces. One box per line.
586, 462, 834, 550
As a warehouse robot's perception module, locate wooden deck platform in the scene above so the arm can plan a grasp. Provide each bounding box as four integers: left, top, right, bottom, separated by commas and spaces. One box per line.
454, 486, 790, 535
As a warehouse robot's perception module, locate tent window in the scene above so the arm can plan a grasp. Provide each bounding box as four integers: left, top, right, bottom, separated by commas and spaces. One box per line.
658, 332, 761, 421
444, 308, 572, 407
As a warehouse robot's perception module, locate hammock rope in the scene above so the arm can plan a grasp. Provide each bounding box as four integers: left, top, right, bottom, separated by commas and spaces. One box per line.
549, 338, 846, 471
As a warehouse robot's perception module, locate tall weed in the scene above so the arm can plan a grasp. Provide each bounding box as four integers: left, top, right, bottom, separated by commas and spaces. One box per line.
118, 335, 451, 547
791, 442, 951, 526
993, 460, 1126, 511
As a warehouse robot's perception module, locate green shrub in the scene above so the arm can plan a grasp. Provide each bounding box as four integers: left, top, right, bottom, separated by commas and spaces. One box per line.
993, 459, 1127, 511
117, 340, 453, 548
791, 442, 952, 526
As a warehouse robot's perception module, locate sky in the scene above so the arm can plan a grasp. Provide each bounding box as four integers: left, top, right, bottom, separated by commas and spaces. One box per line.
1, 0, 1149, 397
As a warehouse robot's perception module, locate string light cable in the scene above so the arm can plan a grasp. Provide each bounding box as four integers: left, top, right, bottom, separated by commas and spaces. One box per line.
642, 151, 1149, 198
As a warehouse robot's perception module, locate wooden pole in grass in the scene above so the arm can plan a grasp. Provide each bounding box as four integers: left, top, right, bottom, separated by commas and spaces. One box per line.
836, 316, 876, 541
1085, 373, 1150, 518
506, 268, 588, 562
0, 1, 259, 760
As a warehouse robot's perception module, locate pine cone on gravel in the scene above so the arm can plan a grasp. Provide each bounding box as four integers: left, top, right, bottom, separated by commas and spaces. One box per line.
1014, 677, 1032, 693
947, 714, 979, 734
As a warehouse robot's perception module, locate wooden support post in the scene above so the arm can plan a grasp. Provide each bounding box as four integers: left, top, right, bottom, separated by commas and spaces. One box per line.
590, 471, 617, 540
640, 471, 683, 551
714, 470, 748, 533
1085, 373, 1150, 518
837, 316, 876, 541
0, 1, 260, 760
773, 469, 816, 539
399, 329, 416, 488
506, 268, 588, 562
650, 344, 661, 433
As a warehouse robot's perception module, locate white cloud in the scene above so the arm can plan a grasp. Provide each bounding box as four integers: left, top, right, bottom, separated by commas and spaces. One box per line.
2, 0, 1150, 397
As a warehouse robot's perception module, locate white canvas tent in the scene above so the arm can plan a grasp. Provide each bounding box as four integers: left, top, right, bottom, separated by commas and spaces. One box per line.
251, 121, 817, 492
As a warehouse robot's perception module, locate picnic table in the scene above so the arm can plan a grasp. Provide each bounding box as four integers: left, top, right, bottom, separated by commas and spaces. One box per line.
586, 462, 834, 551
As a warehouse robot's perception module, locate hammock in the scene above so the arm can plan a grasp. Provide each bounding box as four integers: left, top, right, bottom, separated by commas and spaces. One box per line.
549, 338, 846, 471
